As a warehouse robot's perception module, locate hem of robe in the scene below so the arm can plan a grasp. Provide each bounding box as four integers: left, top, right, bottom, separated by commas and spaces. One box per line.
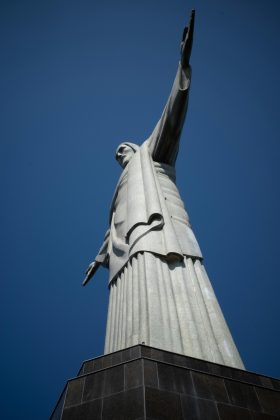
108, 250, 203, 286
104, 251, 244, 370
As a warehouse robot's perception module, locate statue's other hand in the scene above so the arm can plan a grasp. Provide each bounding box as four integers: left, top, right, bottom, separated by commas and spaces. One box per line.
180, 9, 195, 68
82, 261, 100, 286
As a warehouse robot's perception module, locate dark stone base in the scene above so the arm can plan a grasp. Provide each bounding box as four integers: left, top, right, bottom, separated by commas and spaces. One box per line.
51, 345, 280, 419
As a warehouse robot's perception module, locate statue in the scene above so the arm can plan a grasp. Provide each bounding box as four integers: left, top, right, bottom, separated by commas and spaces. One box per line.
83, 11, 244, 369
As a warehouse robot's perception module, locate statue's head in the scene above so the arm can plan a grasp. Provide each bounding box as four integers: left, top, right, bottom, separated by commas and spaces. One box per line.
115, 142, 139, 168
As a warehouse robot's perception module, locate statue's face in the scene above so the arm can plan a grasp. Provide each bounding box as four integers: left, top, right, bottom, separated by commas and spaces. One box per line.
116, 144, 135, 168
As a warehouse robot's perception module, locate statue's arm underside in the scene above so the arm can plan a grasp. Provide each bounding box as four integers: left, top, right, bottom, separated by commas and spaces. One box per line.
148, 63, 191, 166
95, 229, 110, 267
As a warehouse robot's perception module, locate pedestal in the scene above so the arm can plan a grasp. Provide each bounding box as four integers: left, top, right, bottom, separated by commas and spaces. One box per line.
51, 345, 280, 419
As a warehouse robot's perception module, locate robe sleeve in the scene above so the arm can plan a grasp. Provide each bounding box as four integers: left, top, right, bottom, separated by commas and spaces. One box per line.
94, 229, 110, 268
147, 63, 191, 166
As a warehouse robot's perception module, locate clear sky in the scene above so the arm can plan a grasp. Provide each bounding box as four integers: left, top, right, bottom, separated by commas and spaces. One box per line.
1, 0, 280, 418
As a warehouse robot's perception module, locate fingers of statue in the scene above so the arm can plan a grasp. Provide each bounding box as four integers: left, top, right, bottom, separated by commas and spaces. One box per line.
181, 9, 195, 68
189, 9, 195, 40
83, 260, 101, 285
85, 262, 95, 275
83, 263, 95, 286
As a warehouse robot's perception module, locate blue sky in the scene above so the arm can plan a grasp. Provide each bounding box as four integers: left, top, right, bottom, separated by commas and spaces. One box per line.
1, 0, 280, 418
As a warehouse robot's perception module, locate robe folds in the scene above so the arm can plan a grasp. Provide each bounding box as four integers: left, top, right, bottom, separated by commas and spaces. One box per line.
92, 61, 245, 369
94, 61, 196, 283
96, 141, 202, 284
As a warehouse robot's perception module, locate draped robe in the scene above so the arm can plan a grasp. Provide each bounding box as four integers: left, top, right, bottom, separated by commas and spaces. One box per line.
93, 62, 244, 369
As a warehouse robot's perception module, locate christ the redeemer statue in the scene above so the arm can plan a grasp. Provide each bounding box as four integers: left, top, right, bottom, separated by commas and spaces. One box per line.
83, 11, 244, 369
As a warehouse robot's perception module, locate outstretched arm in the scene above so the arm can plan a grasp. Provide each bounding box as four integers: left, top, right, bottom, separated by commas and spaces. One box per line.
148, 10, 195, 166
82, 229, 110, 286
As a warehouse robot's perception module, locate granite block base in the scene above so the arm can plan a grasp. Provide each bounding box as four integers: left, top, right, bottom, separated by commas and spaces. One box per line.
51, 345, 280, 419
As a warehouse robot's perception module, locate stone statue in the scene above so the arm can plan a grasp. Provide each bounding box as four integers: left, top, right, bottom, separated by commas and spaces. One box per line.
83, 10, 244, 369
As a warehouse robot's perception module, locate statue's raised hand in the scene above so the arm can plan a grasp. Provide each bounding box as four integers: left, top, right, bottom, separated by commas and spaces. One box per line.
180, 10, 195, 68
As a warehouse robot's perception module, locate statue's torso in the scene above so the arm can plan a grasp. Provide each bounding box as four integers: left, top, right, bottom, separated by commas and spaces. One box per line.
108, 159, 202, 283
